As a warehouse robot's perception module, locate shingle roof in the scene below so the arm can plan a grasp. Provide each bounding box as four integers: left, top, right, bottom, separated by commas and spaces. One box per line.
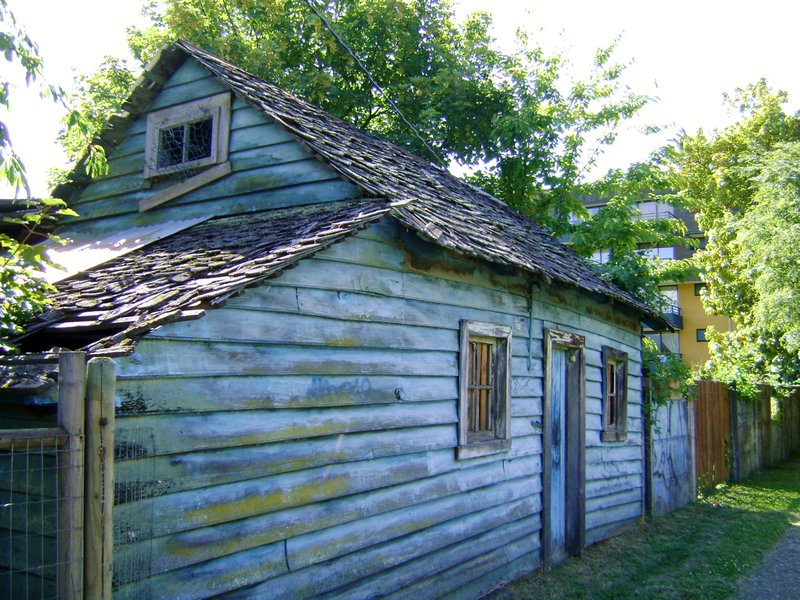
175, 42, 657, 311
22, 199, 395, 355
20, 41, 660, 356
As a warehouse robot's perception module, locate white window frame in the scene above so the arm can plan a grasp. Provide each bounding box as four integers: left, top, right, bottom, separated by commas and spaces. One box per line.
457, 320, 512, 460
144, 92, 231, 179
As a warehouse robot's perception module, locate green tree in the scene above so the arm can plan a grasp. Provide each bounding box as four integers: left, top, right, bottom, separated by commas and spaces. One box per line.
0, 0, 102, 351
672, 81, 800, 393
83, 1, 650, 233
569, 161, 694, 308
470, 41, 650, 237
129, 0, 510, 164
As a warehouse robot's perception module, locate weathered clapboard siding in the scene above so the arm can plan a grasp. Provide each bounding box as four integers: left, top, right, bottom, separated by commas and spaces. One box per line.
109, 219, 549, 596
215, 497, 538, 600
326, 521, 539, 600
113, 457, 533, 579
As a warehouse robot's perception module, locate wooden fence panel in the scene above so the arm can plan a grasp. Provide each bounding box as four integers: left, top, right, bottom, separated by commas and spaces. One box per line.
694, 381, 730, 487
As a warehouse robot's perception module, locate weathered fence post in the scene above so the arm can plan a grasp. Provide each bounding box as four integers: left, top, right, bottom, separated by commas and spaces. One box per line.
729, 388, 740, 481
57, 351, 86, 599
687, 397, 697, 501
85, 357, 116, 600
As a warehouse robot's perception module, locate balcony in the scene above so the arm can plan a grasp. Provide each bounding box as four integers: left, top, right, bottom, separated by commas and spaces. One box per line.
660, 303, 683, 329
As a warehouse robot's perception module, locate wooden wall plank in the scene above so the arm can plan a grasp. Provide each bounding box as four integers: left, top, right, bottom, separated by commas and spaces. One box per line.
116, 401, 455, 456
113, 541, 287, 600
114, 425, 456, 493
116, 374, 456, 413
117, 340, 457, 378
115, 450, 461, 539
335, 520, 539, 600
285, 477, 534, 570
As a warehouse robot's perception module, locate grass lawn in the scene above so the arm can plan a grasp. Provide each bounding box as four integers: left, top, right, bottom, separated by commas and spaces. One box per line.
491, 454, 800, 599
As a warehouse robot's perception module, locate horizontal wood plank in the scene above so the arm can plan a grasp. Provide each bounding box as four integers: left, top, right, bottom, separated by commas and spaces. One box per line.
115, 400, 455, 455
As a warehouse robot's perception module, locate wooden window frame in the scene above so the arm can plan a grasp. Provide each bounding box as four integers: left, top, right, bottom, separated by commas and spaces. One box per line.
601, 345, 628, 442
457, 321, 512, 460
144, 92, 231, 179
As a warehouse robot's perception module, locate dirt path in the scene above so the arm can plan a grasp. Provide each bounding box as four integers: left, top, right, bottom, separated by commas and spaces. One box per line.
736, 518, 800, 599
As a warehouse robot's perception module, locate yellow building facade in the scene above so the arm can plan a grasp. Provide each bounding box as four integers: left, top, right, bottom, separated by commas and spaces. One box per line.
675, 281, 733, 368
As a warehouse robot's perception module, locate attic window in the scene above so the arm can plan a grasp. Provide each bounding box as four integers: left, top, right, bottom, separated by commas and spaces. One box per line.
144, 92, 231, 179
157, 118, 213, 168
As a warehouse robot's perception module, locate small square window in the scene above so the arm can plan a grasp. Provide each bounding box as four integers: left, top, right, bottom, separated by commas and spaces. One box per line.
457, 321, 512, 459
696, 329, 708, 342
601, 346, 628, 442
145, 93, 231, 179
694, 283, 706, 296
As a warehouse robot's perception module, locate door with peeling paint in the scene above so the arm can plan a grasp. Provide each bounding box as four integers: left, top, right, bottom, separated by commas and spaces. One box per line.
543, 329, 585, 568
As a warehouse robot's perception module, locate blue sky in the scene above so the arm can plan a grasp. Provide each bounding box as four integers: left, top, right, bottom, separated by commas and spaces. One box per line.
3, 0, 800, 197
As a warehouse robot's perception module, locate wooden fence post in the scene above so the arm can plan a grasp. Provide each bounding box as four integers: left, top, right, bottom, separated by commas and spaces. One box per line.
729, 388, 740, 482
688, 395, 697, 500
57, 351, 86, 600
85, 357, 116, 600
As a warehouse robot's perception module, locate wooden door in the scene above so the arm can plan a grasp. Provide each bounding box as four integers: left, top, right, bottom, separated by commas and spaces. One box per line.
543, 330, 585, 568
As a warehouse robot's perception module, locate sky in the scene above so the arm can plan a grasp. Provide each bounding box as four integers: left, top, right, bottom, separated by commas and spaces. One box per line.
2, 0, 800, 197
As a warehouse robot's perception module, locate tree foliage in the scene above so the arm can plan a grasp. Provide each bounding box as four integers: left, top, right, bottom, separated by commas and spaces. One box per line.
87, 1, 645, 233
469, 40, 650, 237
0, 0, 97, 351
130, 0, 510, 164
569, 161, 694, 308
673, 81, 800, 393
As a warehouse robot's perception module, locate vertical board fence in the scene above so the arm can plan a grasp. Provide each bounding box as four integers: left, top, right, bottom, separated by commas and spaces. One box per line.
0, 353, 116, 600
645, 396, 696, 516
730, 385, 800, 481
693, 381, 731, 488
647, 380, 800, 517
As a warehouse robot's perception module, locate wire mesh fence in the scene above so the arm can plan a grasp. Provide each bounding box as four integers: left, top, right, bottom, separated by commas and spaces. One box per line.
112, 427, 155, 598
0, 433, 82, 599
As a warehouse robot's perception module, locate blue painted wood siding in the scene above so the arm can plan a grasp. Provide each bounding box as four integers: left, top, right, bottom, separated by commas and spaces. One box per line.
110, 218, 642, 598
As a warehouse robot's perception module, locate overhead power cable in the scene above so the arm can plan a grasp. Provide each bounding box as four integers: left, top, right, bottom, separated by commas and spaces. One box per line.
302, 0, 445, 166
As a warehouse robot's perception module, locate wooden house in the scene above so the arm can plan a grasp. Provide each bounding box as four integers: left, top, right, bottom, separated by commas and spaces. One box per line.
6, 41, 664, 598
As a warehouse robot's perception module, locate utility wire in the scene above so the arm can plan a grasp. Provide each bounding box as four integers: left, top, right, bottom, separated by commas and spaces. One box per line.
302, 0, 446, 166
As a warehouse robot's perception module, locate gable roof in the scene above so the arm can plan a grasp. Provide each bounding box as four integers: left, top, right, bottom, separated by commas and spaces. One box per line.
22, 41, 661, 356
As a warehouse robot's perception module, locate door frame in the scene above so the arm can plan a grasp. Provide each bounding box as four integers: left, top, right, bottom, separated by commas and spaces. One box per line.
542, 328, 586, 569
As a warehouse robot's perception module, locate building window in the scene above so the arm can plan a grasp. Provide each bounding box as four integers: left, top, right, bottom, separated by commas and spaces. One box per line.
694, 283, 706, 296
601, 346, 628, 442
457, 321, 512, 459
144, 93, 231, 179
696, 328, 708, 342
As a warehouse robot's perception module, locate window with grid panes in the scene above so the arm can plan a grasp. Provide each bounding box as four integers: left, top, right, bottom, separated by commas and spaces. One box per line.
601, 346, 628, 442
457, 321, 512, 459
144, 92, 231, 178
